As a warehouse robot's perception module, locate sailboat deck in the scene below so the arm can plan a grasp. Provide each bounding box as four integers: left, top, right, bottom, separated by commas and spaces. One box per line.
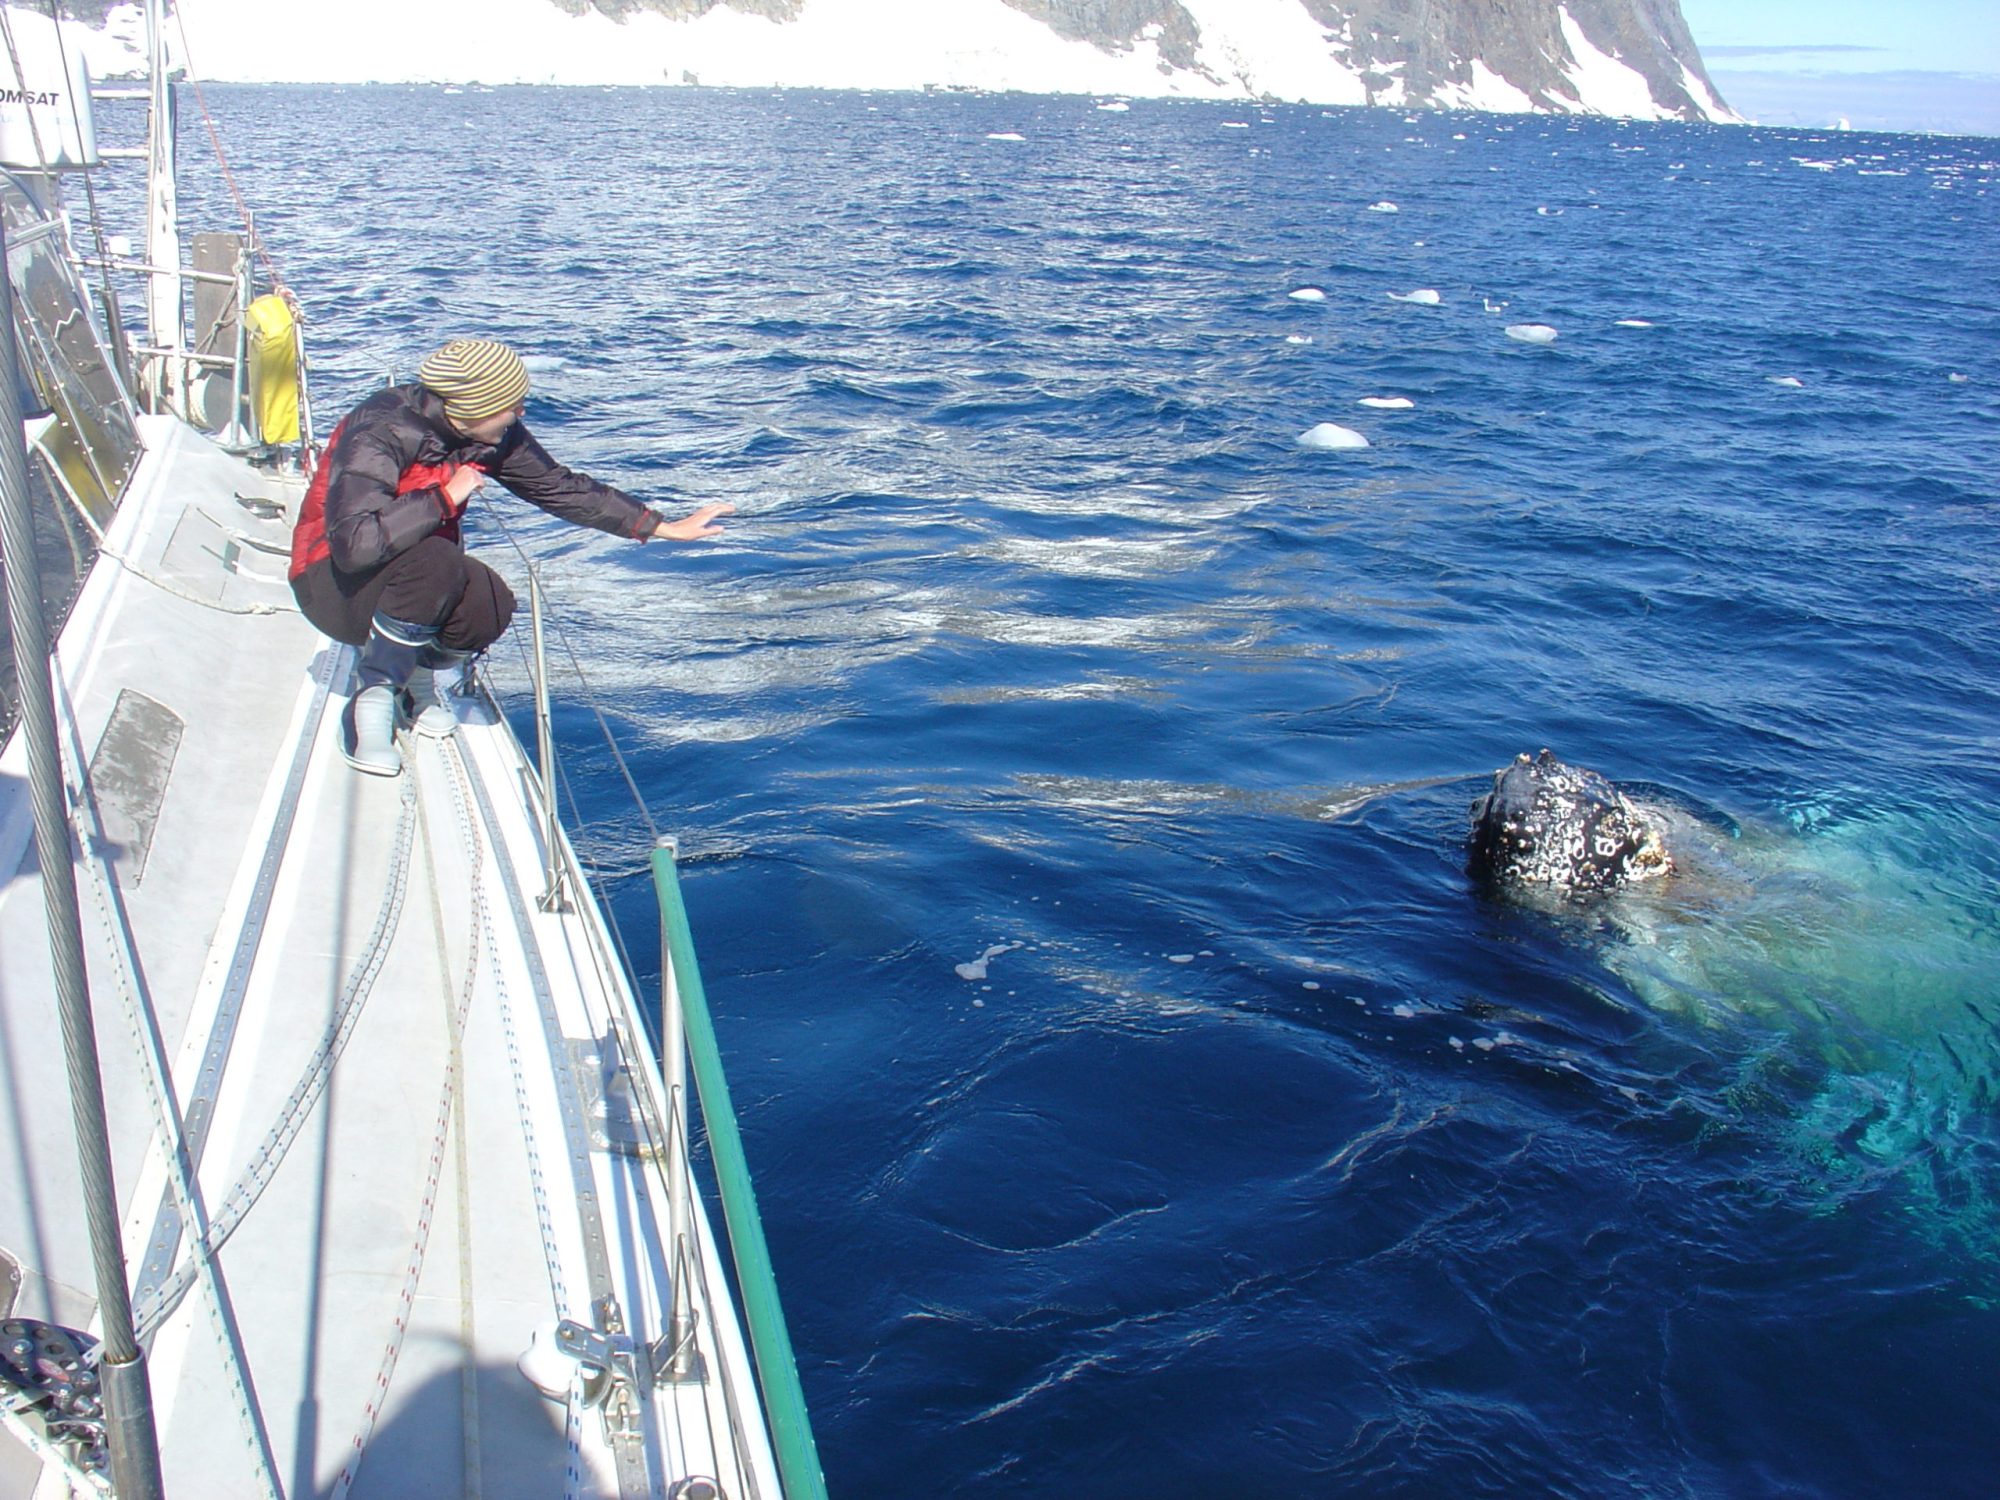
0, 420, 775, 1497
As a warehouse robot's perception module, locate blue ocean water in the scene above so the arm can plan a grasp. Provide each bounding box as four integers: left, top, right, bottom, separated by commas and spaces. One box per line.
182, 87, 1997, 1496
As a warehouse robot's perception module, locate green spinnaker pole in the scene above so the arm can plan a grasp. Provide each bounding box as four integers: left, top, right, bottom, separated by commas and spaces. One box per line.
650, 845, 827, 1500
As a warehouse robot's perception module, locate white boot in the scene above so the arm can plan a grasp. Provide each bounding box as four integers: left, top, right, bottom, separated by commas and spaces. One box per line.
344, 614, 432, 774
342, 684, 402, 776
402, 671, 458, 739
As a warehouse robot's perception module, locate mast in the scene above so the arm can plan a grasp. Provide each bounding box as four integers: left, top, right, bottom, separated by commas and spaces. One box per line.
142, 0, 182, 414
0, 218, 167, 1499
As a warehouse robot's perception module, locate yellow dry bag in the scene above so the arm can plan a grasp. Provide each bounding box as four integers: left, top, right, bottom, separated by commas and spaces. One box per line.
245, 293, 301, 444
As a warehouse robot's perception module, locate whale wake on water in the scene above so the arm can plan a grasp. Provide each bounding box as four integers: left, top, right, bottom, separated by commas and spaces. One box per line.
1464, 755, 2000, 1259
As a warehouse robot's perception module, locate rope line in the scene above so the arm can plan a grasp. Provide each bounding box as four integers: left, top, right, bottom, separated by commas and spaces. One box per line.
134, 763, 420, 1339
0, 1403, 110, 1497
53, 703, 288, 1498
330, 736, 484, 1498
447, 730, 589, 1500
472, 516, 783, 1493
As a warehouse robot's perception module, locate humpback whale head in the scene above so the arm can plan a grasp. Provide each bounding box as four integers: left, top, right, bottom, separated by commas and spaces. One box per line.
1469, 750, 1673, 896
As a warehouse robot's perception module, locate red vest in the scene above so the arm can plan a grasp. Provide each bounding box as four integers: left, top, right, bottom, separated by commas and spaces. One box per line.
288, 417, 461, 580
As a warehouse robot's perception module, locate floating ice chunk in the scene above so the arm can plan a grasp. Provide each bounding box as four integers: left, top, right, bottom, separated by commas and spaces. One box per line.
1613, 319, 1652, 328
1168, 953, 1195, 963
955, 941, 1022, 981
1388, 288, 1441, 305
1358, 396, 1413, 409
1504, 323, 1559, 344
1767, 375, 1804, 387
1285, 334, 1314, 345
985, 132, 1026, 142
1298, 422, 1370, 450
1367, 200, 1399, 213
1221, 121, 1250, 129
1303, 980, 1321, 991
1391, 1002, 1418, 1018
1097, 100, 1130, 112
1536, 205, 1564, 216
1288, 287, 1326, 302
1947, 371, 1969, 383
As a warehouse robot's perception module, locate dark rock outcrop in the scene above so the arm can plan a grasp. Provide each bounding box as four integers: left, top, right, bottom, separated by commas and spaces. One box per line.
536, 0, 1731, 119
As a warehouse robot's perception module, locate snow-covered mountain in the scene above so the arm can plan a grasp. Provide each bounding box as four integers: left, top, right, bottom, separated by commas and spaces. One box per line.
53, 0, 1738, 123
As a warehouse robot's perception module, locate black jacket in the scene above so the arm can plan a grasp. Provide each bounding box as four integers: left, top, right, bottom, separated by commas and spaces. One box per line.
292, 383, 659, 578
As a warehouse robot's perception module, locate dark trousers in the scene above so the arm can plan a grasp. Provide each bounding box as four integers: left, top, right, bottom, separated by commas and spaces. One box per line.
291, 536, 517, 652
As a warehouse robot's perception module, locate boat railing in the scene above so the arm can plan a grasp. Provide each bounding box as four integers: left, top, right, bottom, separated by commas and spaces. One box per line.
510, 565, 830, 1500
99, 240, 313, 461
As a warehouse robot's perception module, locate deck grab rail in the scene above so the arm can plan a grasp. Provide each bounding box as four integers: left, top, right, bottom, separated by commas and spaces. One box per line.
650, 842, 829, 1500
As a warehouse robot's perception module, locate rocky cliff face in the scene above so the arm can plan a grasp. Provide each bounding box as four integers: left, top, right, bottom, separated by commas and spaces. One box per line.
542, 0, 1732, 120
1307, 0, 1728, 119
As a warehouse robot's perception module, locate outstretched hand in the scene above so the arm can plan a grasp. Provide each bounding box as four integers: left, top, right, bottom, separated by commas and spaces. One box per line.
651, 502, 735, 541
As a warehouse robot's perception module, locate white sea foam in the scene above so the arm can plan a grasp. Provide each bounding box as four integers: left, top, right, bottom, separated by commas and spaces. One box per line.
955, 941, 1022, 981
1367, 201, 1400, 213
1288, 287, 1327, 302
1613, 319, 1652, 328
1768, 375, 1805, 388
1536, 205, 1564, 216
1505, 323, 1559, 344
1285, 335, 1314, 345
1298, 422, 1370, 450
1358, 396, 1414, 409
1387, 288, 1441, 305
520, 355, 568, 372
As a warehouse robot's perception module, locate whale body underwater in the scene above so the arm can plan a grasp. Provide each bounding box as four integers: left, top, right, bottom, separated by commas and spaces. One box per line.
1462, 750, 2000, 1259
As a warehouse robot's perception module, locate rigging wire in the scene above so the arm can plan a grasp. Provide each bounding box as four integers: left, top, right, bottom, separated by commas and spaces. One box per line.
167, 2, 287, 294
481, 505, 664, 845
39, 0, 126, 353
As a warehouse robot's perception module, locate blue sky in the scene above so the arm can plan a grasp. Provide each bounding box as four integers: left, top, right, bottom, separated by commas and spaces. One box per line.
1678, 0, 2000, 134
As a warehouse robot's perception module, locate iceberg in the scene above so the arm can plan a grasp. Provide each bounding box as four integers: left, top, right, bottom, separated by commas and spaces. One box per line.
1505, 323, 1558, 344
1298, 422, 1370, 450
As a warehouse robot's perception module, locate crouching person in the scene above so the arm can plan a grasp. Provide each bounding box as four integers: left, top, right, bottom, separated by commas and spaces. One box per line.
288, 338, 730, 775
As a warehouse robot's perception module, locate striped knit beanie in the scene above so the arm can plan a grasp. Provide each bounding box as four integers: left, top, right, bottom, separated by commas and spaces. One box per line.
417, 338, 531, 424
